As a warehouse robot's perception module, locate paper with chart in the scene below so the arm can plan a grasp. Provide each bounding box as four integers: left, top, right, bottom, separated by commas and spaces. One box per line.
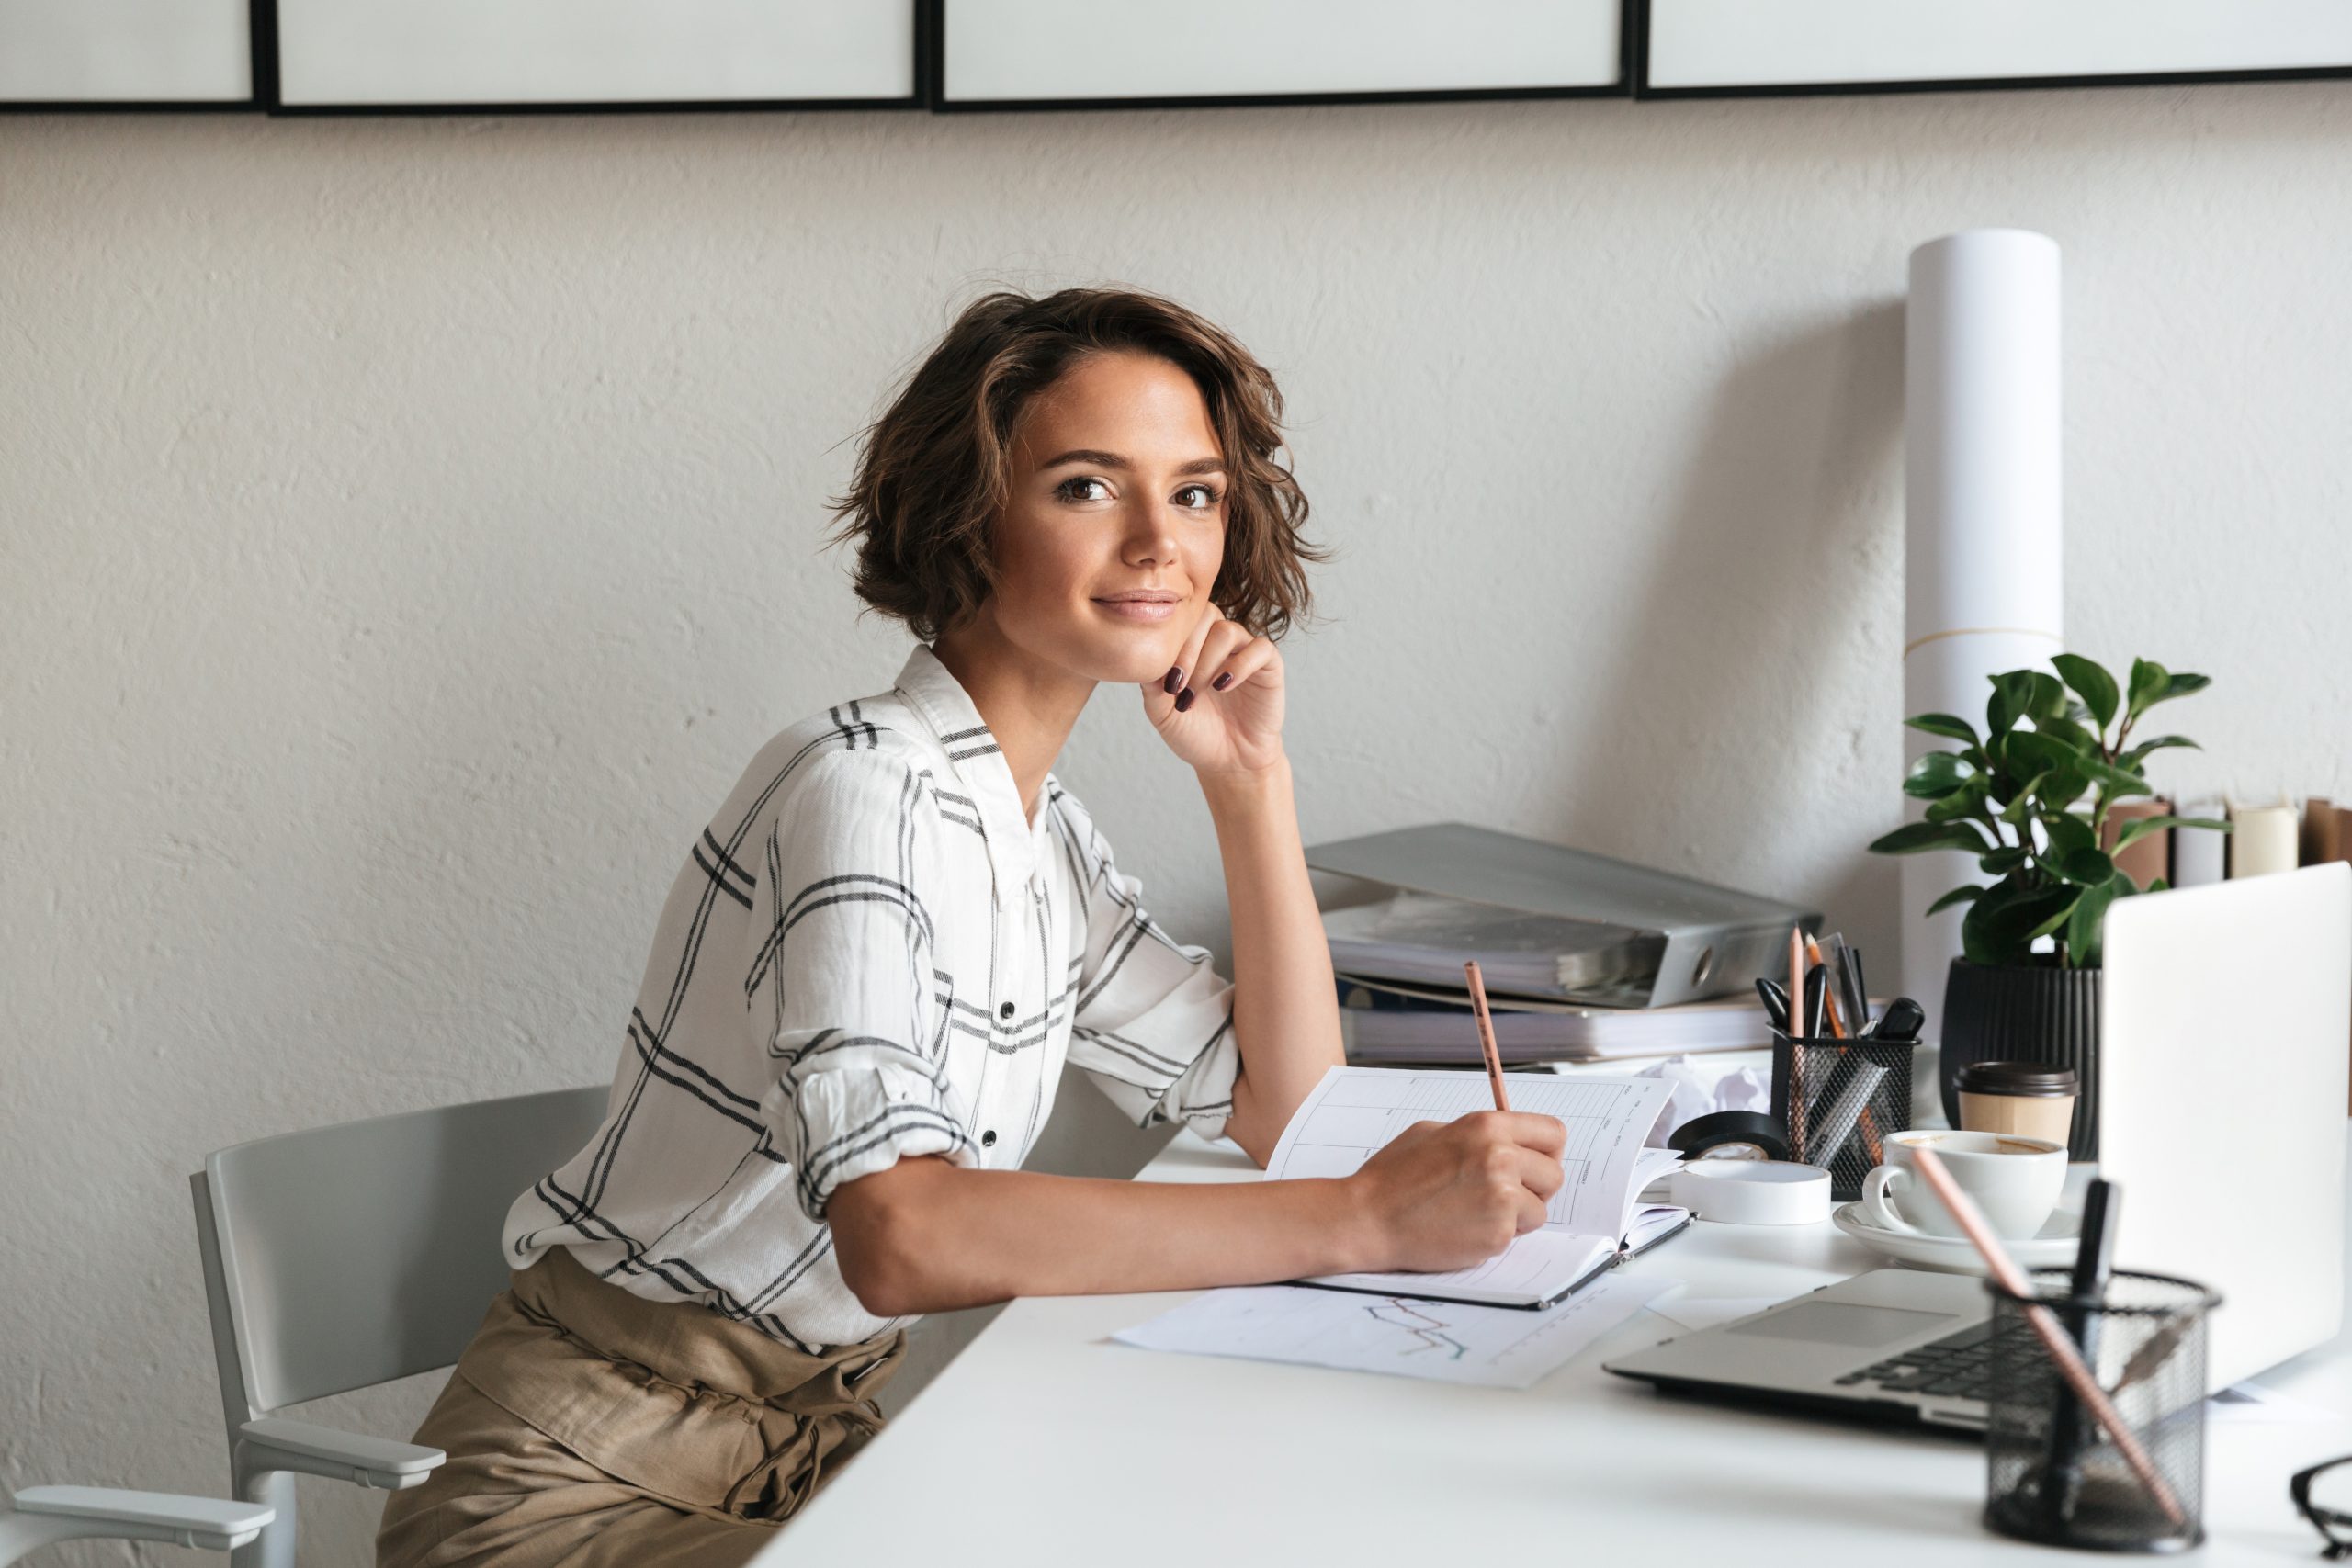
1114, 1274, 1670, 1389
1263, 1067, 1679, 1302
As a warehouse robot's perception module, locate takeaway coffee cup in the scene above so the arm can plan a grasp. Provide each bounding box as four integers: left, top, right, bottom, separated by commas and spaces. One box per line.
1854, 1129, 2067, 1240
1955, 1060, 2079, 1148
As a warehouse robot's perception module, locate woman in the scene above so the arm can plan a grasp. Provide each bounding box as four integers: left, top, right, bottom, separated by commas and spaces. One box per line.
379, 288, 1566, 1568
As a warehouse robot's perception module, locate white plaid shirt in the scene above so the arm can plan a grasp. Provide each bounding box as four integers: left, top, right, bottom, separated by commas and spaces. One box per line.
504, 644, 1240, 1350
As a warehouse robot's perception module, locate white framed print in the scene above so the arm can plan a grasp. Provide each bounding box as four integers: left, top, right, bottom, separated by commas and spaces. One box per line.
938, 0, 1624, 109
1640, 0, 2352, 96
273, 0, 918, 109
0, 0, 252, 104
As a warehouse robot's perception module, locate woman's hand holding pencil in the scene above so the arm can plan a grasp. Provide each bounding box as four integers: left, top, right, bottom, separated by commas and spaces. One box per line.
1347, 1112, 1569, 1272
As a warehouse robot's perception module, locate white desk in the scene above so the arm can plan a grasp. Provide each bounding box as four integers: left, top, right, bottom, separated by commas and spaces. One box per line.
767, 1132, 2352, 1564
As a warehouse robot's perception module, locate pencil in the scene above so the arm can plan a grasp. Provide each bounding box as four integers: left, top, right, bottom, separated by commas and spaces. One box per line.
1463, 961, 1511, 1112
1911, 1148, 2188, 1530
1786, 925, 1808, 1158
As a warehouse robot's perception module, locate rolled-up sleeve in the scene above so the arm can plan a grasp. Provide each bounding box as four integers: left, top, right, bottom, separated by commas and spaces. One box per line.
746, 748, 976, 1221
1056, 805, 1239, 1143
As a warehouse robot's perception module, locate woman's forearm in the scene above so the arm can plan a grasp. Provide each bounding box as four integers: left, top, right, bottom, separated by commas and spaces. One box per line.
830, 1156, 1374, 1316
1198, 753, 1344, 1164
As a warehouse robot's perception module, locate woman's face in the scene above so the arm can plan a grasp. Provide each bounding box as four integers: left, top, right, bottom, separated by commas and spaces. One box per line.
981, 350, 1227, 688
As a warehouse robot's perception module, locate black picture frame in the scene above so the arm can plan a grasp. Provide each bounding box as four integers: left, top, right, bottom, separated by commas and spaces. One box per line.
1631, 0, 2352, 100
0, 0, 261, 112
925, 0, 1633, 113
257, 0, 928, 117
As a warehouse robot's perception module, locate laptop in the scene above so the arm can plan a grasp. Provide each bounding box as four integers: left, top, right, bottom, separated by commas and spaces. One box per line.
1603, 863, 2351, 1431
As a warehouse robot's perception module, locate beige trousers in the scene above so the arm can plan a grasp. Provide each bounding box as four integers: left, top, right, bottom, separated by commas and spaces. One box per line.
376, 1247, 903, 1568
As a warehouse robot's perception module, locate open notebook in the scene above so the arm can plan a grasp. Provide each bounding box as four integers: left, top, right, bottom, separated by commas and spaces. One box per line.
1262, 1067, 1686, 1310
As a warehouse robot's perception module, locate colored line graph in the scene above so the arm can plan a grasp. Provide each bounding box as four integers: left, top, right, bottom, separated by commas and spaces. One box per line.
1363, 1297, 1469, 1360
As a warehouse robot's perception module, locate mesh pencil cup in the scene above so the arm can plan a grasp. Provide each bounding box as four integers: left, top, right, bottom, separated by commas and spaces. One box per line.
1769, 1031, 1916, 1201
1983, 1269, 2220, 1554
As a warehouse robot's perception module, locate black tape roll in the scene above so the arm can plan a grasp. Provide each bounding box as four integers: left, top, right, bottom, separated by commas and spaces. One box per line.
1668, 1110, 1792, 1164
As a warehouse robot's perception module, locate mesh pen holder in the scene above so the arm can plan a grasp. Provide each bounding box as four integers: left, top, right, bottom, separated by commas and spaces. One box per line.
1984, 1269, 2219, 1554
1769, 1032, 1915, 1200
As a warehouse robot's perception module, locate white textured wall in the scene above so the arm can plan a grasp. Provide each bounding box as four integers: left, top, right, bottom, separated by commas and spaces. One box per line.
6, 85, 2350, 1562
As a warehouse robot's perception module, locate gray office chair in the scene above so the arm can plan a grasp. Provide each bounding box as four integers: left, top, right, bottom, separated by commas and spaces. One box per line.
190, 1086, 610, 1568
0, 1486, 272, 1562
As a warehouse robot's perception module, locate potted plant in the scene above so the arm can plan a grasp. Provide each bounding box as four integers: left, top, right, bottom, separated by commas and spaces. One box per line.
1869, 655, 2227, 1156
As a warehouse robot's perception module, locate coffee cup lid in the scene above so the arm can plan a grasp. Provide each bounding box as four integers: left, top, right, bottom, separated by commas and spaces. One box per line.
1954, 1060, 2078, 1097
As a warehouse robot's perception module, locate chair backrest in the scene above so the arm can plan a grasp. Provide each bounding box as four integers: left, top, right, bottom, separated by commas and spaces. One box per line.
196, 1086, 610, 1414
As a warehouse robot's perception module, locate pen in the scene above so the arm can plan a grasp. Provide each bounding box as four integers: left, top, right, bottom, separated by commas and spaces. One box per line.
1463, 960, 1510, 1112
2041, 1179, 2120, 1528
1754, 977, 1792, 1033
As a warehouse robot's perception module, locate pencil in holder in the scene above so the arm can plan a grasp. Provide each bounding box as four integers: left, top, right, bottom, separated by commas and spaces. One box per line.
1769, 1031, 1916, 1200
1983, 1269, 2218, 1553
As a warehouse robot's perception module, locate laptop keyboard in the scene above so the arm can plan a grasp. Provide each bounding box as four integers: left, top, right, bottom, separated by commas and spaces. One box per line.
1834, 1315, 2039, 1402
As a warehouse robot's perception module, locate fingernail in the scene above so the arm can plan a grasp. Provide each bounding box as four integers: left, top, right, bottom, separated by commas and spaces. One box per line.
1162, 667, 1183, 694
1174, 687, 1196, 713
1211, 671, 1233, 692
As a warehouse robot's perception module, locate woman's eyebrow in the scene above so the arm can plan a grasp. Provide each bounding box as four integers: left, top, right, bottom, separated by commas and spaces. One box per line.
1040, 447, 1226, 477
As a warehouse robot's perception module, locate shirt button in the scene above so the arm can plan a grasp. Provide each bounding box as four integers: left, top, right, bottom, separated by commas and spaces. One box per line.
980, 1129, 998, 1148
999, 1001, 1015, 1021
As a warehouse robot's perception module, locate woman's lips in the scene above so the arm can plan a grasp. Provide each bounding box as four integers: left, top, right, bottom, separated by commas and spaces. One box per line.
1092, 596, 1181, 623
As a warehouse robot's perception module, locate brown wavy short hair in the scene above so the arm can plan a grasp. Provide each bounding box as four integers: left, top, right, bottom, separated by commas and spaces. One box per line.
829, 287, 1322, 643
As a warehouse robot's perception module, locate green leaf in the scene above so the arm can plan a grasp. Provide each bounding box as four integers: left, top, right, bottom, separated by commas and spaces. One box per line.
2026, 898, 2078, 942
2033, 716, 2098, 756
1926, 886, 1984, 915
2127, 658, 2171, 719
1985, 670, 2039, 741
1926, 779, 1991, 823
1869, 820, 1995, 856
2147, 876, 2170, 893
2067, 872, 2138, 968
1903, 751, 1976, 800
2023, 671, 2068, 724
2052, 653, 2119, 729
2043, 814, 2095, 863
2007, 728, 2088, 779
2059, 847, 2117, 886
2111, 813, 2227, 852
2075, 752, 2155, 801
1999, 775, 2050, 826
1905, 713, 1981, 745
1962, 882, 2077, 967
2162, 672, 2211, 703
1980, 844, 2030, 875
2119, 734, 2200, 768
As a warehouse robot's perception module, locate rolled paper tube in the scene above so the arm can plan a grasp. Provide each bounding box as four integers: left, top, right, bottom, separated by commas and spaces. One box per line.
1903, 231, 2064, 1050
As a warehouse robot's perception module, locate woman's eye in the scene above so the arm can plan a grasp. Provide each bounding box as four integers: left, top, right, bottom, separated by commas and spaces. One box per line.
1174, 484, 1222, 511
1055, 476, 1112, 503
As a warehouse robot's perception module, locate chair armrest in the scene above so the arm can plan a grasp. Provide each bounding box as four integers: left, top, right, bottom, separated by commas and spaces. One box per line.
238, 1416, 445, 1490
10, 1486, 274, 1552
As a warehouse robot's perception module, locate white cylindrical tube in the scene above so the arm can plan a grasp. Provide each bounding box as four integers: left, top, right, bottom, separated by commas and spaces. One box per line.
1903, 230, 2064, 1119
2229, 801, 2300, 878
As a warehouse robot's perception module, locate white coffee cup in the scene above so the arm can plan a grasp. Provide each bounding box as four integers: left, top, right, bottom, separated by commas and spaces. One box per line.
1854, 1129, 2067, 1240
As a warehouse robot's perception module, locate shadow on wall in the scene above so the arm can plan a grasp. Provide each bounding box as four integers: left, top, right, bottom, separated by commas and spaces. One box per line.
1549, 299, 1907, 936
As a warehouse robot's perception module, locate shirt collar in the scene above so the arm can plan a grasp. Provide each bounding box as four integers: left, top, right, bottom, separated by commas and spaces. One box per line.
892, 643, 1052, 897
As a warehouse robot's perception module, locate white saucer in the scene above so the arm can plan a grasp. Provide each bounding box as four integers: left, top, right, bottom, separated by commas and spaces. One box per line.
1831, 1202, 2082, 1274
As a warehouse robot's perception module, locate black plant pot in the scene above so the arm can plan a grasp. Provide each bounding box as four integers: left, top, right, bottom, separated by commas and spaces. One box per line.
1939, 957, 2102, 1160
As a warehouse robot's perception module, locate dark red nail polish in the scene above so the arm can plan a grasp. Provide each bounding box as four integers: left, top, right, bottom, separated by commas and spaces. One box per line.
1174, 687, 1196, 713
1211, 671, 1233, 692
1163, 667, 1183, 694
